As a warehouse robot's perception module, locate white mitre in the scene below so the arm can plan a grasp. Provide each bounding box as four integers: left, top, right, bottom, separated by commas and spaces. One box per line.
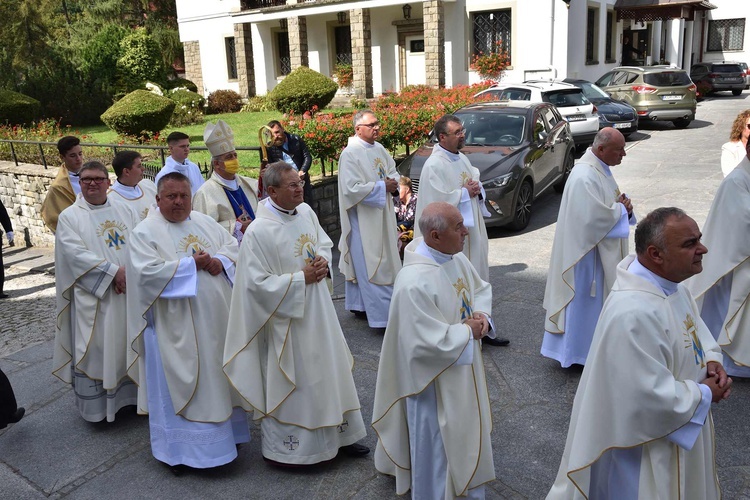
204, 120, 236, 157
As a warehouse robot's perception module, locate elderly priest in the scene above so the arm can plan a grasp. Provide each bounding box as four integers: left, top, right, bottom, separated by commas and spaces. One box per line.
53, 161, 139, 422
127, 172, 249, 472
224, 161, 369, 466
373, 202, 496, 499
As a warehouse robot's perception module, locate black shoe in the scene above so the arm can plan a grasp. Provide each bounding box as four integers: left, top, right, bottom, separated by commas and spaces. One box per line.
483, 337, 510, 347
350, 310, 367, 319
169, 464, 188, 476
340, 443, 370, 457
8, 407, 24, 424
0, 293, 8, 299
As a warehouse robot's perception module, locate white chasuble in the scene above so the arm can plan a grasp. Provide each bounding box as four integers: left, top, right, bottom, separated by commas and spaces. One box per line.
108, 179, 157, 222
373, 238, 495, 497
53, 196, 139, 421
548, 256, 722, 500
337, 136, 402, 286
126, 209, 240, 423
414, 145, 490, 280
688, 157, 750, 375
192, 173, 259, 236
224, 201, 365, 464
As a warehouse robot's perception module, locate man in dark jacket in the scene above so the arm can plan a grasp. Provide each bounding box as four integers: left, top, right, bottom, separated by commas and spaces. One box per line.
267, 120, 314, 205
0, 198, 14, 298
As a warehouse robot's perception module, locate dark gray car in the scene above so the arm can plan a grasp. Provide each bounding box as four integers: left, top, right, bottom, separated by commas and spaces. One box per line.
690, 62, 745, 96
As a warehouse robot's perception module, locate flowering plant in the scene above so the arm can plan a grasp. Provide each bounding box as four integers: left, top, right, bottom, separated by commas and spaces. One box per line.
471, 41, 510, 81
333, 63, 354, 90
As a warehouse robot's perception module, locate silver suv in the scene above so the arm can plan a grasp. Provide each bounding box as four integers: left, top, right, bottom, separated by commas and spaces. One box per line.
595, 66, 697, 129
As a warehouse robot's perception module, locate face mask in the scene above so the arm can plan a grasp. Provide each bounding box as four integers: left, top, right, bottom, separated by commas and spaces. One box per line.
223, 158, 240, 174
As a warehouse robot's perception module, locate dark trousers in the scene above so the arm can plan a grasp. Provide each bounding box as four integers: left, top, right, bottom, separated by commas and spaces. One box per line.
0, 368, 19, 428
302, 171, 313, 206
0, 239, 4, 294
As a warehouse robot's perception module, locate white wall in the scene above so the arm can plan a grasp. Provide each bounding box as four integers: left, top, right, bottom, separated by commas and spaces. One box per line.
371, 5, 403, 94
566, 0, 619, 82
695, 0, 750, 64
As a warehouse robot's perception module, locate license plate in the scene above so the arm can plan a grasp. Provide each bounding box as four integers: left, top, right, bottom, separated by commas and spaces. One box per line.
613, 122, 630, 129
661, 95, 682, 101
566, 114, 586, 122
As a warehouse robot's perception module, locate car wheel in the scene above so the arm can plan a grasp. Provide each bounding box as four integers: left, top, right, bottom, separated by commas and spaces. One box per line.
673, 118, 692, 129
733, 89, 743, 96
508, 180, 533, 231
554, 149, 575, 193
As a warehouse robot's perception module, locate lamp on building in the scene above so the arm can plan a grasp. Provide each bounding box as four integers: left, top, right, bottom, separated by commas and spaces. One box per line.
562, 0, 571, 8
337, 11, 347, 25
279, 18, 288, 30
402, 3, 412, 20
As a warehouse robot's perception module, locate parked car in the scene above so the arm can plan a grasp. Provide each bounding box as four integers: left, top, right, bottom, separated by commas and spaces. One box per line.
397, 101, 575, 230
690, 62, 746, 96
563, 78, 638, 137
595, 66, 697, 128
474, 80, 599, 148
724, 60, 750, 89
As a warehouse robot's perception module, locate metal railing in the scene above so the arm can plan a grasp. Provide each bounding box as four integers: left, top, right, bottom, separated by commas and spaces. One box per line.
241, 0, 287, 9
0, 139, 263, 181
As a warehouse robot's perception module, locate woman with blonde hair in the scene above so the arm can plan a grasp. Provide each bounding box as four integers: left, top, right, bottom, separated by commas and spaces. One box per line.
721, 109, 750, 176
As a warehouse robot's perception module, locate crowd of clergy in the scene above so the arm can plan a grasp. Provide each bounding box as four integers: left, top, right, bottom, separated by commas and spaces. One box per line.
37, 105, 750, 498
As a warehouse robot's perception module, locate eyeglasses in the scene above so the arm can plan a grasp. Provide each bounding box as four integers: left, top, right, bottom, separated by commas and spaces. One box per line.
446, 128, 466, 137
285, 181, 305, 189
80, 177, 109, 185
358, 121, 381, 129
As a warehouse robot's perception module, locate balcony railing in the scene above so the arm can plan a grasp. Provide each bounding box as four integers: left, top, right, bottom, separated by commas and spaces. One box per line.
241, 0, 287, 9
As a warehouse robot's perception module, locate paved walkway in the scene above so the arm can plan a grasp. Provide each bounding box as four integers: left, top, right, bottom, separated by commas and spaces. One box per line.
3, 94, 750, 498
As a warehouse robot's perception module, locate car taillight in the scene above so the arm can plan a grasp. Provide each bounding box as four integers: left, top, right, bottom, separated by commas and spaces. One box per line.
592, 105, 598, 114
631, 85, 657, 94
687, 84, 697, 92
746, 70, 750, 76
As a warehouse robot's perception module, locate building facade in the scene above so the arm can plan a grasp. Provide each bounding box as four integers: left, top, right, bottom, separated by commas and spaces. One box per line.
176, 0, 749, 98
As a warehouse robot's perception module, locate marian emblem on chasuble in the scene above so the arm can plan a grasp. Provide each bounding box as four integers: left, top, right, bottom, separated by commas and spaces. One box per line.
140, 207, 149, 221
453, 278, 474, 321
373, 157, 387, 180
294, 233, 317, 265
459, 171, 471, 188
683, 314, 706, 368
96, 220, 127, 251
178, 234, 211, 255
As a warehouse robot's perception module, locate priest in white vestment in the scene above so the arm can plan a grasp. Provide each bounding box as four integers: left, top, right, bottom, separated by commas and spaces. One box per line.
126, 172, 249, 471
337, 110, 402, 328
548, 208, 731, 500
107, 150, 157, 222
53, 161, 138, 422
193, 120, 259, 243
155, 131, 205, 195
542, 128, 636, 367
373, 202, 496, 499
224, 162, 369, 465
688, 145, 750, 377
414, 115, 508, 347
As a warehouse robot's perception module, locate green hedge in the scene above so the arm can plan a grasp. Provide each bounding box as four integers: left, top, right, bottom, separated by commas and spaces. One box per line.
269, 67, 338, 113
0, 90, 42, 125
100, 89, 176, 137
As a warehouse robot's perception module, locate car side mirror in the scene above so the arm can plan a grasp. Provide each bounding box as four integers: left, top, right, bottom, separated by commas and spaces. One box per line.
538, 130, 548, 141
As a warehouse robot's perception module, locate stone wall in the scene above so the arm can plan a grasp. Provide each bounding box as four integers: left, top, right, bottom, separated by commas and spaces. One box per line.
0, 160, 343, 248
423, 0, 445, 88
183, 41, 205, 95
0, 161, 56, 248
350, 8, 373, 99
234, 23, 256, 99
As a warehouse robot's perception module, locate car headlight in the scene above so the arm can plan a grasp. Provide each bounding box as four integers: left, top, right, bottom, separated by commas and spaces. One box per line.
484, 172, 513, 189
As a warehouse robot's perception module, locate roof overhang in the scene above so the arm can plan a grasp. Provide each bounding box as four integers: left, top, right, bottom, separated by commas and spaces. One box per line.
614, 0, 717, 22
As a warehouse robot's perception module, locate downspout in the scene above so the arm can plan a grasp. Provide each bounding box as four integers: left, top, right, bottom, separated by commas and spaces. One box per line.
550, 0, 556, 67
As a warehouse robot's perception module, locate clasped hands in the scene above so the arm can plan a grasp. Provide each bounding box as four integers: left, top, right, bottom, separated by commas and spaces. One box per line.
703, 361, 732, 403
303, 255, 329, 284
193, 250, 224, 276
464, 312, 490, 340
464, 179, 482, 198
618, 193, 633, 217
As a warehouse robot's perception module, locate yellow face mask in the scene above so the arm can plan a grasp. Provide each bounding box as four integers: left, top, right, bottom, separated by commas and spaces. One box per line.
223, 158, 240, 174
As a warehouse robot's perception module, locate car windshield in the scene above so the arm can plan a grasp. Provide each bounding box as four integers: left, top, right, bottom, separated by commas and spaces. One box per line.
456, 112, 526, 146
542, 90, 590, 107
713, 64, 742, 73
643, 71, 692, 86
577, 82, 609, 99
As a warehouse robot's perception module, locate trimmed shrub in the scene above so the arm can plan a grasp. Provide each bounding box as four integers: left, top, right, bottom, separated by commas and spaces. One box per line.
241, 95, 274, 113
165, 78, 199, 93
269, 67, 338, 114
168, 89, 205, 126
206, 89, 243, 114
169, 89, 205, 109
100, 89, 175, 138
0, 90, 42, 125
116, 29, 166, 92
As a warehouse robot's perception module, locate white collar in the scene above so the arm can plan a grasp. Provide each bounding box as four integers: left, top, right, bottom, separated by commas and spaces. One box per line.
416, 240, 453, 265
214, 174, 238, 190
628, 257, 679, 296
435, 143, 461, 161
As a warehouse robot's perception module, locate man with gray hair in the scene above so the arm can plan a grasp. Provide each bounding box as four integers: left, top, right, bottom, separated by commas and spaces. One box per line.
548, 207, 729, 499
542, 127, 636, 366
337, 109, 401, 328
193, 120, 259, 243
53, 160, 139, 422
373, 201, 496, 498
224, 161, 370, 466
